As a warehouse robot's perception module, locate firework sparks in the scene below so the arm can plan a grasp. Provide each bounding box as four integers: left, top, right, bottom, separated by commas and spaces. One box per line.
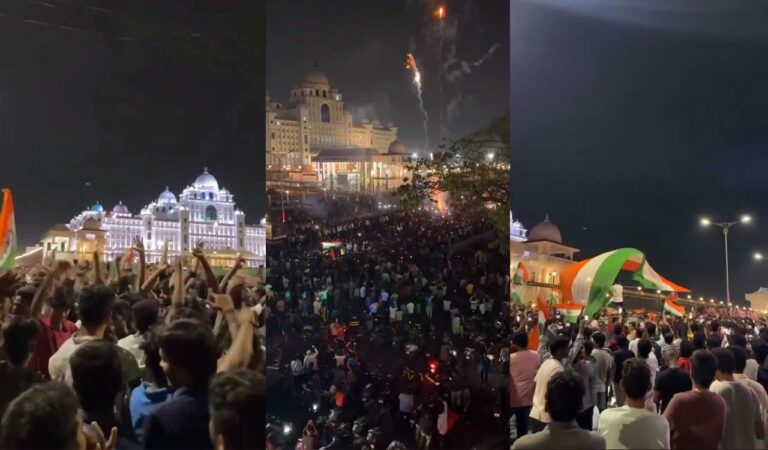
406, 53, 430, 149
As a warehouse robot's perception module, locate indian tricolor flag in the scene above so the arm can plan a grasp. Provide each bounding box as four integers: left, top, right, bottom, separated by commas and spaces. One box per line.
513, 261, 530, 285
529, 297, 551, 351
0, 189, 17, 274
511, 291, 524, 306
556, 304, 582, 324
664, 299, 684, 317
321, 241, 342, 250
561, 248, 689, 319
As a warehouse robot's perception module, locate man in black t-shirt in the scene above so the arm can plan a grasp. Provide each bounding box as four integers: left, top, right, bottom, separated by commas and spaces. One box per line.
653, 347, 692, 413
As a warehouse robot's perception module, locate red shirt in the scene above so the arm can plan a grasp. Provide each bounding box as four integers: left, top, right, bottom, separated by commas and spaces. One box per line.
31, 317, 77, 379
664, 390, 727, 450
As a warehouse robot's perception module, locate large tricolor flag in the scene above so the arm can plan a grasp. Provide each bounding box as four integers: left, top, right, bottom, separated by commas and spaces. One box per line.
529, 297, 551, 351
560, 248, 689, 319
664, 299, 684, 317
0, 189, 17, 274
513, 261, 530, 285
511, 291, 524, 306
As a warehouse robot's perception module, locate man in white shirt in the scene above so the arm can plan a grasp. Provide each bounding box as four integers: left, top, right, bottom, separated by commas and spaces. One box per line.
117, 299, 158, 369
711, 347, 764, 450
304, 347, 319, 372
598, 358, 670, 449
730, 345, 768, 449
529, 336, 571, 432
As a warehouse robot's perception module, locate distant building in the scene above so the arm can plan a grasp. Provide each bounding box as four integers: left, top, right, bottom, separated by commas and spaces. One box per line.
266, 68, 408, 193
40, 169, 266, 267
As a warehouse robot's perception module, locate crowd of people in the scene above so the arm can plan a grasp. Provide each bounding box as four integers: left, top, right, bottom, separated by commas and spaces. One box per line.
510, 300, 768, 449
0, 239, 265, 450
265, 205, 510, 450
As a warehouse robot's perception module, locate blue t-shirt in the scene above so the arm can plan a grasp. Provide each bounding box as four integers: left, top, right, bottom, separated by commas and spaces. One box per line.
129, 382, 170, 443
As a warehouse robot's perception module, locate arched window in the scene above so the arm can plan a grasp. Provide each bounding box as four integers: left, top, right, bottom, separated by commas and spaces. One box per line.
321, 104, 331, 123
205, 205, 218, 221
315, 89, 319, 96
323, 90, 327, 98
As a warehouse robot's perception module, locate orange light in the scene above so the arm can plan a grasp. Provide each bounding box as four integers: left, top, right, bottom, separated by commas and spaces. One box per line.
436, 6, 445, 19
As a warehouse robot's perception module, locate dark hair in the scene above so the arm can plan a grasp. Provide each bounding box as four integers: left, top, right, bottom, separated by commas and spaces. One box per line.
693, 333, 706, 350
159, 319, 219, 387
549, 336, 571, 357
646, 322, 656, 336
706, 335, 722, 350
617, 335, 629, 349
592, 331, 606, 348
622, 358, 651, 400
133, 299, 159, 334
613, 323, 624, 335
637, 339, 652, 359
140, 326, 168, 387
0, 382, 80, 450
663, 332, 673, 345
754, 341, 768, 365
51, 285, 75, 310
583, 341, 594, 357
545, 371, 584, 422
1, 318, 39, 366
209, 369, 265, 449
711, 320, 720, 332
77, 285, 116, 328
70, 340, 123, 411
729, 333, 747, 349
690, 350, 717, 388
512, 332, 528, 349
679, 340, 694, 358
729, 345, 748, 373
712, 347, 735, 374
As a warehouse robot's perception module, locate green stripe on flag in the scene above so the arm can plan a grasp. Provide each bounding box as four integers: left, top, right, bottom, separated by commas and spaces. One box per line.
585, 248, 643, 319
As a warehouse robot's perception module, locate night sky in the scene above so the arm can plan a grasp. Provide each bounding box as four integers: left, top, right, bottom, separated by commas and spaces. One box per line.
511, 0, 768, 303
266, 0, 508, 156
0, 0, 264, 248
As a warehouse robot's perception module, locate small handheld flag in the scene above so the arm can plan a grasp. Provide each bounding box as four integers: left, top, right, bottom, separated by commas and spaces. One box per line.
0, 189, 17, 274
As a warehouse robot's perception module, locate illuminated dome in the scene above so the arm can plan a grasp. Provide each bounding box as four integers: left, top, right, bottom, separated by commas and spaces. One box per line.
303, 70, 329, 87
193, 167, 219, 192
528, 215, 562, 243
158, 187, 177, 205
387, 140, 406, 155
91, 202, 104, 212
112, 201, 129, 214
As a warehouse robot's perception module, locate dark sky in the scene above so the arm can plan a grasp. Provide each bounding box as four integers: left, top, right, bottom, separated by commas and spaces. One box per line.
511, 0, 768, 303
267, 0, 508, 155
0, 0, 264, 248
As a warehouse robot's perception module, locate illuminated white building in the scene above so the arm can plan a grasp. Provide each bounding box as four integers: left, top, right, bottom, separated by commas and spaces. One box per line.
266, 68, 408, 192
40, 169, 266, 267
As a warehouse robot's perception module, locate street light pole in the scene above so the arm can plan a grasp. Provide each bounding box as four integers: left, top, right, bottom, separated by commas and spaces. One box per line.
701, 214, 752, 305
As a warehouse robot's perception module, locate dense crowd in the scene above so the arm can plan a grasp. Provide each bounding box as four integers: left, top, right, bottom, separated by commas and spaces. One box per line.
266, 207, 510, 449
510, 301, 768, 449
0, 239, 264, 450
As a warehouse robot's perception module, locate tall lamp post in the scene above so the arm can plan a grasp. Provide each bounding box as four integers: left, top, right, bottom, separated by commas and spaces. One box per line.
700, 214, 752, 304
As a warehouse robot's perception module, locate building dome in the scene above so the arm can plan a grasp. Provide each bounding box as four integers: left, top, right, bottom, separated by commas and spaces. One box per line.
112, 201, 129, 214
158, 187, 177, 205
528, 215, 562, 243
193, 167, 219, 192
387, 140, 406, 155
91, 202, 104, 212
303, 70, 329, 87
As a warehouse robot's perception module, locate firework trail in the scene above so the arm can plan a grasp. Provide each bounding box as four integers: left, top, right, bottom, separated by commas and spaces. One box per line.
406, 53, 430, 149
446, 43, 500, 82
436, 6, 446, 132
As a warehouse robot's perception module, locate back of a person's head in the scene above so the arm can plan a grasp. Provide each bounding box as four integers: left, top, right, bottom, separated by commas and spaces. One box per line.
77, 285, 115, 328
617, 335, 629, 349
583, 341, 594, 357
549, 336, 571, 357
711, 320, 720, 332
690, 350, 718, 389
622, 358, 651, 400
0, 382, 80, 450
663, 332, 673, 345
712, 347, 735, 374
545, 371, 584, 422
133, 299, 159, 334
592, 331, 605, 348
209, 369, 265, 449
1, 318, 39, 366
51, 285, 75, 310
646, 322, 656, 336
141, 326, 168, 387
706, 335, 722, 350
613, 323, 623, 335
679, 340, 695, 358
693, 333, 706, 350
70, 340, 123, 411
637, 338, 652, 359
754, 341, 768, 365
729, 345, 748, 374
512, 332, 528, 349
160, 319, 219, 388
729, 333, 747, 349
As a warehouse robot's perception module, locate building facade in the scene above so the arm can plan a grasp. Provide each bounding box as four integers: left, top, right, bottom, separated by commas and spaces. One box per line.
266, 69, 408, 193
40, 169, 266, 267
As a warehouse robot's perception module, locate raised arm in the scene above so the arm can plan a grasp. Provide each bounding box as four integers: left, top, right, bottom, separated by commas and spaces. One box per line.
131, 236, 146, 291
192, 241, 219, 294
217, 307, 257, 372
140, 264, 168, 296
93, 251, 104, 285
219, 254, 245, 293
30, 261, 71, 319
